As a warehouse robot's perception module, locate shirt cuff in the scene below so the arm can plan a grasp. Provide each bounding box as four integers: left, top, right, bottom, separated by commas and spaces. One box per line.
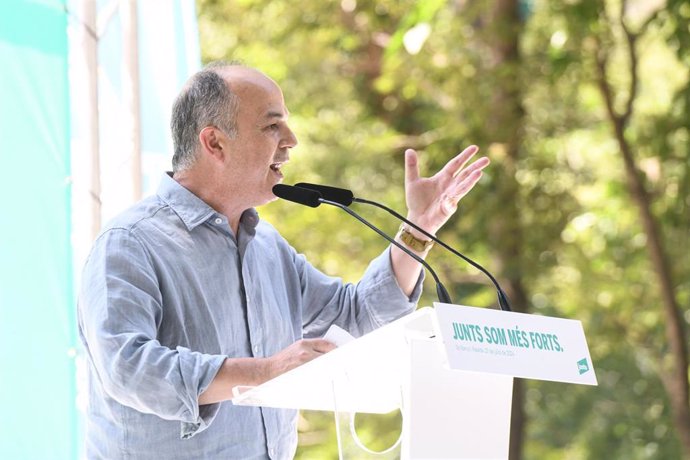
361, 247, 423, 327
179, 352, 227, 439
383, 245, 425, 303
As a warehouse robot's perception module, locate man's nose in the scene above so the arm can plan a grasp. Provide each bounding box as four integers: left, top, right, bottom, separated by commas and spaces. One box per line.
281, 126, 298, 149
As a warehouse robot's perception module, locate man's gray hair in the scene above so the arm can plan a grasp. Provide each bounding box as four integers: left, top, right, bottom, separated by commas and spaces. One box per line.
170, 62, 241, 172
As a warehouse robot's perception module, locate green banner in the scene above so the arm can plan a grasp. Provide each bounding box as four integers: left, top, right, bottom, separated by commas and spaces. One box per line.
0, 1, 76, 459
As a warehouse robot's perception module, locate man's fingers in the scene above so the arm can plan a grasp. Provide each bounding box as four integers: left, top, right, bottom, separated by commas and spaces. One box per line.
441, 145, 479, 178
448, 170, 484, 201
405, 149, 420, 184
301, 338, 336, 354
453, 157, 490, 189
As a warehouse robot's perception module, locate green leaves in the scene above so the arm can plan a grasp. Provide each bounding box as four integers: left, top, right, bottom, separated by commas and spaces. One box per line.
197, 0, 690, 457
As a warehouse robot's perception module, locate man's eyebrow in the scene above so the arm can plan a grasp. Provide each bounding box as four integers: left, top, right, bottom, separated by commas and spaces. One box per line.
264, 110, 289, 120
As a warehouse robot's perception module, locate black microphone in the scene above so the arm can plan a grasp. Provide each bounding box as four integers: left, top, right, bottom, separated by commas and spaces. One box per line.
272, 183, 322, 207
294, 182, 512, 312
272, 184, 452, 304
292, 183, 355, 206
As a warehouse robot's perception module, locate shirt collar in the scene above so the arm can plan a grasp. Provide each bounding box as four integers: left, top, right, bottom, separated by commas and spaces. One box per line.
157, 172, 260, 232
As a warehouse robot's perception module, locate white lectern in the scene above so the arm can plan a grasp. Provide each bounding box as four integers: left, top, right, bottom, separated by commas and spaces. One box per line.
232, 307, 514, 459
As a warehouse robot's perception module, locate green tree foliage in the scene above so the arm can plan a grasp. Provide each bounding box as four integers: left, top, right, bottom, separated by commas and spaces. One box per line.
196, 0, 689, 458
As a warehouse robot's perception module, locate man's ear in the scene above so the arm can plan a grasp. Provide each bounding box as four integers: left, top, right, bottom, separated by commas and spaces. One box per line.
198, 126, 227, 163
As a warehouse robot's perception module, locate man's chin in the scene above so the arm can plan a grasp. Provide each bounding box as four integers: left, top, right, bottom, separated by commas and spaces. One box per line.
256, 190, 280, 208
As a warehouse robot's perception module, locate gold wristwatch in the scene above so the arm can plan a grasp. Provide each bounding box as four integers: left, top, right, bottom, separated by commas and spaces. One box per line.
398, 224, 434, 252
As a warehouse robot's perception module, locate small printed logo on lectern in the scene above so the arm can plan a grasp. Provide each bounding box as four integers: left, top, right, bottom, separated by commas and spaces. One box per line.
577, 358, 590, 375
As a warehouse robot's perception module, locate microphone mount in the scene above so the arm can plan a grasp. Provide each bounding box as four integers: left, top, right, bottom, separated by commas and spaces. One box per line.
294, 182, 512, 312
272, 184, 452, 304
318, 198, 452, 305
353, 197, 512, 312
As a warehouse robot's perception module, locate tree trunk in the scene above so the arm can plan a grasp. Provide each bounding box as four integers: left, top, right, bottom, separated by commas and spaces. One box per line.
479, 1, 528, 459
594, 15, 690, 455
608, 112, 690, 456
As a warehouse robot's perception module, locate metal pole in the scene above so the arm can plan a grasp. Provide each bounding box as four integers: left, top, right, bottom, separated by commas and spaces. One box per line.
83, 0, 101, 240
120, 0, 142, 201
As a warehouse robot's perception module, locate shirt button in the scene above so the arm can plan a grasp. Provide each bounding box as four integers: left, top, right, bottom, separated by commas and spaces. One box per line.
254, 345, 261, 354
214, 217, 222, 224
269, 448, 275, 457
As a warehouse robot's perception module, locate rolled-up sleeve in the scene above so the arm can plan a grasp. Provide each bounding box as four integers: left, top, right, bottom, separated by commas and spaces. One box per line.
78, 228, 226, 438
299, 246, 423, 338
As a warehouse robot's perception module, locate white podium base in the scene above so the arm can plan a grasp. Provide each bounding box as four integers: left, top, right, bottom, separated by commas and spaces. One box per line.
403, 337, 513, 459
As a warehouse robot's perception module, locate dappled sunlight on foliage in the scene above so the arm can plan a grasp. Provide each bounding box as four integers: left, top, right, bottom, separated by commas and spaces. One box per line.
198, 0, 689, 458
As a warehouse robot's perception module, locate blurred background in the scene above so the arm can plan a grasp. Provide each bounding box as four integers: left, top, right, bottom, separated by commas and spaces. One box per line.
1, 0, 689, 458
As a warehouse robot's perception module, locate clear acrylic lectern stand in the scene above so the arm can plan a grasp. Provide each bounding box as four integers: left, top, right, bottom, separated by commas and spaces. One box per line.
232, 307, 513, 459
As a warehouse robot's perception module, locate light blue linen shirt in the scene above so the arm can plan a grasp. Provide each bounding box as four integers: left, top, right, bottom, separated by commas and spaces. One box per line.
78, 173, 421, 459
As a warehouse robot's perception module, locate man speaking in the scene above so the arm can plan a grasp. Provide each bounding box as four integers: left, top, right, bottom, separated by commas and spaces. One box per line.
78, 62, 489, 459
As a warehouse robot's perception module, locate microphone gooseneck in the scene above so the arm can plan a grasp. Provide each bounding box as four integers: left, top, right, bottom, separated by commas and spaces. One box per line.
319, 198, 452, 304
272, 184, 452, 304
294, 182, 512, 312
355, 197, 511, 312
